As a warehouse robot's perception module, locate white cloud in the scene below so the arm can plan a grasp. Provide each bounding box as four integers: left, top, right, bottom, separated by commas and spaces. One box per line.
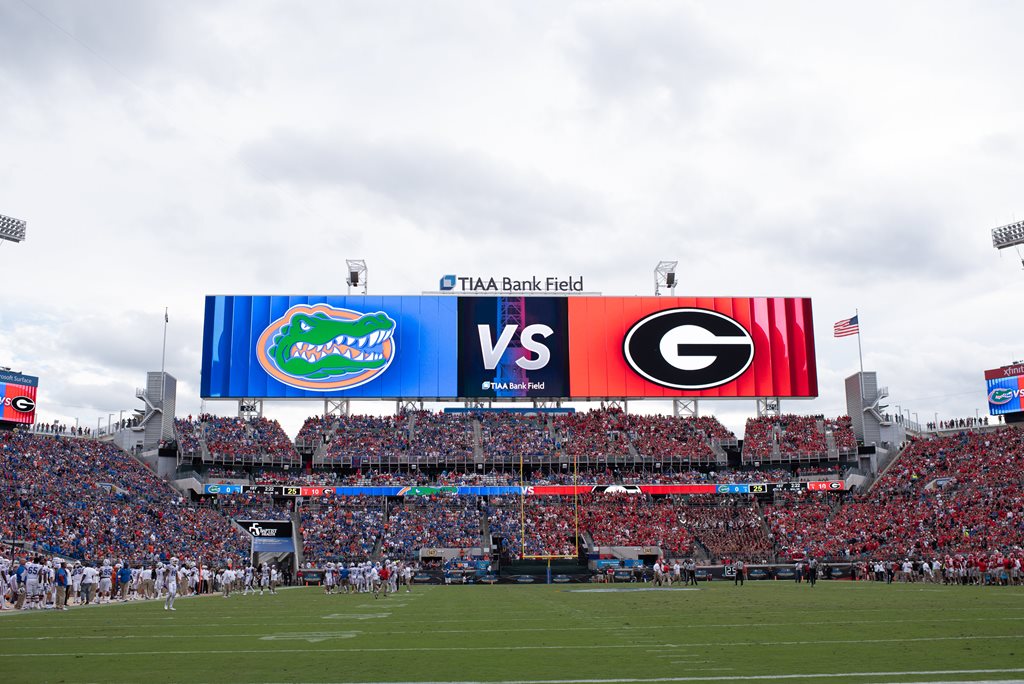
1, 0, 1021, 437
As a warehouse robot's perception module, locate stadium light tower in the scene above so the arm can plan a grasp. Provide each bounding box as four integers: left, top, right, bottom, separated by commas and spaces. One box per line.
346, 259, 367, 295
0, 213, 27, 244
654, 261, 678, 296
992, 219, 1024, 268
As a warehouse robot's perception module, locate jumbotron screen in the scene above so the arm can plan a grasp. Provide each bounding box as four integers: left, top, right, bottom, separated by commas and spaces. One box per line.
985, 362, 1024, 415
0, 370, 38, 424
200, 295, 818, 400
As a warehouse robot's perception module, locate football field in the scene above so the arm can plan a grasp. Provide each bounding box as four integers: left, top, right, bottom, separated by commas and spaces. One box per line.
1, 582, 1023, 684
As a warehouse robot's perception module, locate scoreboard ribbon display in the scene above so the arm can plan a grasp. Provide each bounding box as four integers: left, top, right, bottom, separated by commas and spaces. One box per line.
201, 295, 817, 399
202, 481, 846, 497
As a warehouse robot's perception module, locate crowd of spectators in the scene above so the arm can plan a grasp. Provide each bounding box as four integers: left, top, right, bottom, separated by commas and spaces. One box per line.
214, 491, 293, 521
321, 415, 408, 464
764, 429, 1024, 560
301, 497, 384, 563
582, 494, 693, 556
248, 417, 299, 462
681, 500, 772, 562
407, 412, 474, 461
295, 415, 337, 449
205, 466, 248, 482
488, 498, 579, 559
30, 422, 93, 437
0, 431, 249, 566
479, 413, 556, 460
828, 416, 857, 451
381, 496, 482, 558
743, 414, 828, 461
625, 415, 720, 462
928, 416, 993, 431
174, 418, 200, 455
554, 409, 632, 457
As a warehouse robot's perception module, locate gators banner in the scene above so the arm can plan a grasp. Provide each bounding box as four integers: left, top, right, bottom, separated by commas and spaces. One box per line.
201, 295, 816, 400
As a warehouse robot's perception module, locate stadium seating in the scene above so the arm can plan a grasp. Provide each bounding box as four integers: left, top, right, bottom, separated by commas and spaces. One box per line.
295, 415, 336, 451
406, 411, 475, 462
742, 414, 832, 462
179, 414, 300, 465
0, 431, 249, 565
479, 413, 556, 461
764, 429, 1024, 559
300, 497, 384, 563
381, 496, 482, 558
320, 414, 408, 465
554, 409, 632, 458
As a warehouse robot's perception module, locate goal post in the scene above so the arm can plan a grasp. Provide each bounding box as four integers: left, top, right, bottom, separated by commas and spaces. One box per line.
519, 451, 582, 561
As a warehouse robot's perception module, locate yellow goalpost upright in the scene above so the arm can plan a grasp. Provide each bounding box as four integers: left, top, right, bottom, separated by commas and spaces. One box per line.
519, 451, 582, 563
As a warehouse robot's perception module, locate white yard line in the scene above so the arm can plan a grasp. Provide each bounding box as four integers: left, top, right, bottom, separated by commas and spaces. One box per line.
218, 670, 1024, 684
2, 616, 1023, 639
0, 634, 1022, 657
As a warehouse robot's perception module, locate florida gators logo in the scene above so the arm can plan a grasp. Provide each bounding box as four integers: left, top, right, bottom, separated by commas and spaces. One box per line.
256, 304, 396, 391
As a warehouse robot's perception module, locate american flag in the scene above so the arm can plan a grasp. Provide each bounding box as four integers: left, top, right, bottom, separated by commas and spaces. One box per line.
834, 315, 859, 338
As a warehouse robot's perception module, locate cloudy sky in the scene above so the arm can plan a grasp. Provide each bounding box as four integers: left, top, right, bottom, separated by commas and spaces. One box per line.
1, 0, 1021, 437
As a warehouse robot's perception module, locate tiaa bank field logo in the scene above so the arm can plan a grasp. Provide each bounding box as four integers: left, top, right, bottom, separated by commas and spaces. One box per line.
256, 304, 396, 391
440, 274, 457, 290
988, 387, 1022, 405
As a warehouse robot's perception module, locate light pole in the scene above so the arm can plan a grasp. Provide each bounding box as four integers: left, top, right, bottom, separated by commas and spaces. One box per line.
0, 213, 27, 244
654, 261, 678, 296
346, 260, 368, 295
992, 219, 1024, 267
913, 412, 919, 430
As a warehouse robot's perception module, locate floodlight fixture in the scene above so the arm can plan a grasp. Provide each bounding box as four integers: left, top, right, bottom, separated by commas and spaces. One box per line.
346, 259, 367, 295
992, 219, 1024, 250
654, 260, 678, 296
0, 214, 26, 243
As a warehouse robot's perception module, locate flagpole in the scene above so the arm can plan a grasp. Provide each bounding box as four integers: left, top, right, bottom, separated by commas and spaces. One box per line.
856, 308, 865, 406
161, 308, 168, 418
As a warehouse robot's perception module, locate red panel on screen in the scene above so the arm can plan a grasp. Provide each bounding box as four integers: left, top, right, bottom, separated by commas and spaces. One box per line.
567, 297, 817, 398
2, 383, 37, 424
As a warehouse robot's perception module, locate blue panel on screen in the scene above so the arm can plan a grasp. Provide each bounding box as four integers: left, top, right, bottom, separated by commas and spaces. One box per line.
200, 295, 457, 398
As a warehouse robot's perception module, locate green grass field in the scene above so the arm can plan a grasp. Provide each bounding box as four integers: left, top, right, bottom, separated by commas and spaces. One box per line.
2, 582, 1023, 684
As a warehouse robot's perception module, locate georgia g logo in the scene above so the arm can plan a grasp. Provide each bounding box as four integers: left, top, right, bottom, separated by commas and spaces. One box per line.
256, 304, 396, 391
11, 396, 35, 413
623, 308, 754, 389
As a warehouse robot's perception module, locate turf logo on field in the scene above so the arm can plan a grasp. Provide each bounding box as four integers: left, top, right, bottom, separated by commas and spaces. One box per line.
261, 631, 359, 643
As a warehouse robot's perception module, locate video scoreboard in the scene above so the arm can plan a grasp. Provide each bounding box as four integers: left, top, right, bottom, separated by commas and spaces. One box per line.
0, 370, 37, 425
201, 295, 818, 400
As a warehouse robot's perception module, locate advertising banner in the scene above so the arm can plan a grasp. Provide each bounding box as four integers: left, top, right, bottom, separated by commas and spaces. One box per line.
0, 370, 38, 425
236, 519, 295, 553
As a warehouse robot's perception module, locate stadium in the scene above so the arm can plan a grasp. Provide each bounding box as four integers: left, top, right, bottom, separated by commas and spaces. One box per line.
3, 3, 1024, 684
3, 285, 1024, 683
